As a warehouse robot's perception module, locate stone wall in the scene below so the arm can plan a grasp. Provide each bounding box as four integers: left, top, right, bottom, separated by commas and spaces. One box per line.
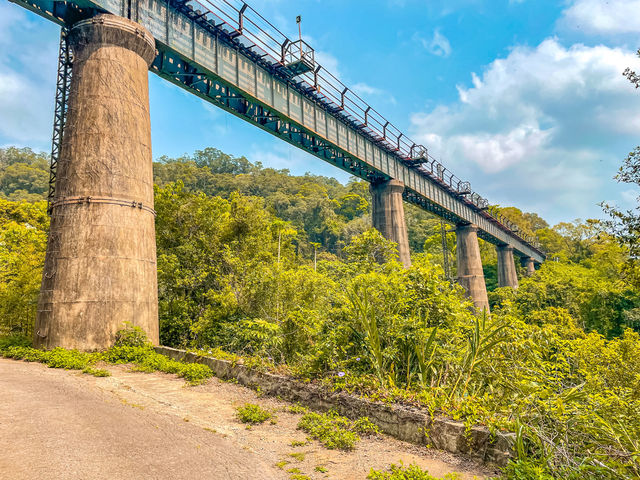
155, 346, 513, 466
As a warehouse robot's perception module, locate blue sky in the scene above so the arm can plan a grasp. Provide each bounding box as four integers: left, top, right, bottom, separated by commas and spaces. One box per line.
1, 0, 639, 225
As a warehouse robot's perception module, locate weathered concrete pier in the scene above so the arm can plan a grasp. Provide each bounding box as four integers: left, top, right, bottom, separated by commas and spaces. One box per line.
370, 179, 412, 268
497, 245, 519, 289
35, 15, 159, 350
455, 224, 490, 312
522, 257, 536, 276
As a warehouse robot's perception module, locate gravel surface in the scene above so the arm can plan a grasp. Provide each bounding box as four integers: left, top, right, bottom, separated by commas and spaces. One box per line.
0, 358, 494, 480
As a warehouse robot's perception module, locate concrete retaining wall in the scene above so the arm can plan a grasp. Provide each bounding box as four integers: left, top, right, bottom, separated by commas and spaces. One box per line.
155, 346, 513, 466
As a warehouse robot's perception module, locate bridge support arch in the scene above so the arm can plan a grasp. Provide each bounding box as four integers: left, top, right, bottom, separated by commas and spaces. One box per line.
496, 245, 519, 289
370, 179, 411, 267
35, 15, 159, 350
455, 224, 489, 313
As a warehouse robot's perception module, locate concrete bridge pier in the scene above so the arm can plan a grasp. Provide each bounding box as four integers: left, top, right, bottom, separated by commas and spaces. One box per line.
370, 179, 411, 267
455, 223, 489, 313
522, 257, 536, 276
35, 15, 159, 351
496, 245, 519, 289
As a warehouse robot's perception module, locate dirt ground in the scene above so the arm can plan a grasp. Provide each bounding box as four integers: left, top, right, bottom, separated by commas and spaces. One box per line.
0, 358, 495, 480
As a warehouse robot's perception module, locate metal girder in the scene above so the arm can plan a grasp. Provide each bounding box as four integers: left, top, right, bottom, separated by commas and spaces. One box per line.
48, 27, 72, 215
151, 49, 386, 184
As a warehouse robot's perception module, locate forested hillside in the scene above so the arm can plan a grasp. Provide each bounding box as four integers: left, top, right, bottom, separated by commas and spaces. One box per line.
2, 144, 640, 478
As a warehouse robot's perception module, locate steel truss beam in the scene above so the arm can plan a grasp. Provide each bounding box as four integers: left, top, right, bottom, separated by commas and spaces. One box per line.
48, 27, 72, 214
151, 49, 387, 184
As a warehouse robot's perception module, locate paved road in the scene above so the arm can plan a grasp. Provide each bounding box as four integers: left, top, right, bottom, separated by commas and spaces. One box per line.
0, 358, 282, 480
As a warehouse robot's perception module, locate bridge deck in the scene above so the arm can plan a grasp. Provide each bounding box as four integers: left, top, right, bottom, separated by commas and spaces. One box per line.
11, 0, 545, 263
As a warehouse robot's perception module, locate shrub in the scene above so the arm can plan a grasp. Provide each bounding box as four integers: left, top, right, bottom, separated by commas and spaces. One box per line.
0, 335, 31, 350
235, 403, 273, 424
114, 322, 150, 347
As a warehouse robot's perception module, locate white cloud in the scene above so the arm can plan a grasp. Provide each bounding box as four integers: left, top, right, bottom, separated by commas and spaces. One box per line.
247, 142, 350, 182
413, 29, 452, 58
561, 0, 640, 35
0, 3, 58, 148
314, 49, 342, 79
352, 83, 384, 96
409, 39, 640, 222
620, 187, 640, 206
0, 72, 52, 144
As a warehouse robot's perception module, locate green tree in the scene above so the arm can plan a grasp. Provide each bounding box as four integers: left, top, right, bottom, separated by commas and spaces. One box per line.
0, 147, 49, 201
0, 199, 48, 336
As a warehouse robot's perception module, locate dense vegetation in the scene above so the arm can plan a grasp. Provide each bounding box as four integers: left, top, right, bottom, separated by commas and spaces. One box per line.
1, 143, 640, 478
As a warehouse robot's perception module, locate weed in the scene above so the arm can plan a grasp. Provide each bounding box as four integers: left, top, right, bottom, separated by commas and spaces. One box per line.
46, 348, 92, 369
286, 467, 301, 473
503, 459, 555, 480
367, 463, 461, 479
275, 461, 289, 469
353, 417, 380, 435
120, 398, 144, 410
103, 345, 213, 385
289, 439, 308, 447
287, 452, 305, 461
314, 466, 328, 473
287, 404, 308, 414
235, 403, 273, 424
1, 346, 99, 371
298, 410, 363, 450
82, 366, 111, 377
2, 340, 213, 386
290, 475, 310, 480
178, 363, 213, 385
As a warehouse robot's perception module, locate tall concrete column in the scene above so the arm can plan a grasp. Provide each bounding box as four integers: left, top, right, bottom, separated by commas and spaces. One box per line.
522, 257, 536, 276
35, 15, 159, 351
455, 224, 489, 312
496, 245, 519, 289
370, 179, 411, 267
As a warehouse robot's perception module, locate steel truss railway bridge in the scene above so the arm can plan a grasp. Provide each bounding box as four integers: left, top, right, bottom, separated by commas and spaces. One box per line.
9, 0, 546, 350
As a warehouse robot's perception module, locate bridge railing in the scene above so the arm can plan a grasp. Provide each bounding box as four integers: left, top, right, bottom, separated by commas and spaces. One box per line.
177, 0, 543, 252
